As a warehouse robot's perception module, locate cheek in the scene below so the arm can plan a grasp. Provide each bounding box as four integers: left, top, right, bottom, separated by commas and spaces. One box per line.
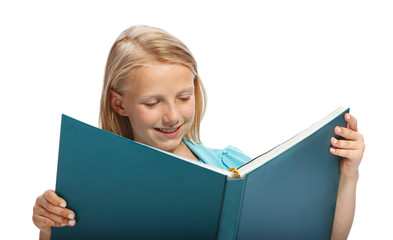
129, 108, 160, 128
181, 99, 196, 122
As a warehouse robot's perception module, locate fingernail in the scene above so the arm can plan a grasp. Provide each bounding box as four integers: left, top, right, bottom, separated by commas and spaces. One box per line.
61, 223, 66, 227
332, 137, 337, 144
68, 214, 75, 219
336, 127, 341, 133
60, 202, 66, 208
346, 114, 351, 120
69, 220, 75, 226
330, 147, 335, 153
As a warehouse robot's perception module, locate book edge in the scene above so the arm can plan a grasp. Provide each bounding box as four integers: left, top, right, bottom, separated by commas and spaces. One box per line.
216, 178, 246, 240
237, 106, 349, 177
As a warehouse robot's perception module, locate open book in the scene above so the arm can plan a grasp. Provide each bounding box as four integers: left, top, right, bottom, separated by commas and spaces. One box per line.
52, 106, 349, 240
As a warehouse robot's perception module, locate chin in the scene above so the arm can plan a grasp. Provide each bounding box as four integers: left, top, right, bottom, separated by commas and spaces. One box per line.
154, 138, 184, 153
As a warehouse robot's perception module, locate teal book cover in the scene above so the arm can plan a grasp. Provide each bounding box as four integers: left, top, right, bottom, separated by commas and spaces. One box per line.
52, 107, 349, 240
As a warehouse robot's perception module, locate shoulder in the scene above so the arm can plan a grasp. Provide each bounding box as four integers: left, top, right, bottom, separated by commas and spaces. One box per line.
183, 139, 252, 170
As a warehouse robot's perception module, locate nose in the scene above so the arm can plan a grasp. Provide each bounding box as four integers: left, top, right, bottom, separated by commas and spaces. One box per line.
162, 103, 180, 126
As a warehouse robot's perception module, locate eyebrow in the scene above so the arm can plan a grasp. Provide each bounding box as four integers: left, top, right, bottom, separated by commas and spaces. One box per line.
140, 87, 195, 100
178, 87, 195, 94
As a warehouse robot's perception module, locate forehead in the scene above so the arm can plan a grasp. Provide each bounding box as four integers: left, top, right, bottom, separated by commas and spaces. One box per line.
127, 63, 194, 95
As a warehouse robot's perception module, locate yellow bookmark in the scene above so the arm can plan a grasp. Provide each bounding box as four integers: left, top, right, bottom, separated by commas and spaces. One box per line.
229, 168, 240, 177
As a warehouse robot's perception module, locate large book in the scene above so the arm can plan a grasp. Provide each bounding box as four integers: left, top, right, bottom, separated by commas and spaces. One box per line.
52, 106, 349, 240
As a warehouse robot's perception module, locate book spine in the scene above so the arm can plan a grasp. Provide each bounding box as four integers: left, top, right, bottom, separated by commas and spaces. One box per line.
216, 178, 246, 240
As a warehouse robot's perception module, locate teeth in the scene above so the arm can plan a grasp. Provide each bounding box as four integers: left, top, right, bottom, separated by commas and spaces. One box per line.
159, 128, 178, 133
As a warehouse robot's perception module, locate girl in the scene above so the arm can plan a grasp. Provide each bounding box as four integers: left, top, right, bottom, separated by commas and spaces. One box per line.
32, 25, 365, 240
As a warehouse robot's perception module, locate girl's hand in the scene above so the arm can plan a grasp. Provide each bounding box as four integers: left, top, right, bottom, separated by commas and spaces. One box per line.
32, 190, 76, 235
330, 113, 365, 178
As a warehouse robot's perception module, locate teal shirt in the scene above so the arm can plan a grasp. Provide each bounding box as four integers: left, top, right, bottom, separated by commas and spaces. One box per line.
183, 139, 252, 171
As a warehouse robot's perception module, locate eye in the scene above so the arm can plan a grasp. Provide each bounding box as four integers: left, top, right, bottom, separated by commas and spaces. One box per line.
144, 101, 159, 108
178, 95, 191, 101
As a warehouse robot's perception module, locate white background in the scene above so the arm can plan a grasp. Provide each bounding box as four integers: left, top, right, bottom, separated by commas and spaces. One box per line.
1, 0, 392, 239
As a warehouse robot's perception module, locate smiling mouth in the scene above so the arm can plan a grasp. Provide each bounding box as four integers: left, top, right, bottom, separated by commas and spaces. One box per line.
154, 125, 182, 133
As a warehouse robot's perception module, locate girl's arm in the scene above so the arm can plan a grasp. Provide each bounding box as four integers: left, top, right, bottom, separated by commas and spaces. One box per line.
329, 113, 365, 240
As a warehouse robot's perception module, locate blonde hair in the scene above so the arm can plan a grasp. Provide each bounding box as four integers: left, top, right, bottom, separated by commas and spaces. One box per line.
99, 25, 206, 143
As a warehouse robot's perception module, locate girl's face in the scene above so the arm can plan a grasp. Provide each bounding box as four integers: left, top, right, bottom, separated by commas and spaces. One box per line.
111, 63, 195, 155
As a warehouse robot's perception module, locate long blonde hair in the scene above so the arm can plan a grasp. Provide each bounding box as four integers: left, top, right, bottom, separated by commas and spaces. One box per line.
99, 25, 206, 143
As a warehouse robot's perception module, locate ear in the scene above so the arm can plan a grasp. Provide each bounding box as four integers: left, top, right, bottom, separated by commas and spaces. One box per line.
109, 90, 128, 116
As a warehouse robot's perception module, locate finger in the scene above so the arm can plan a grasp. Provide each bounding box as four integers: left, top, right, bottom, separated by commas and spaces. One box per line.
35, 204, 75, 227
32, 214, 56, 229
43, 190, 67, 208
33, 214, 68, 229
334, 126, 363, 141
331, 137, 363, 150
329, 147, 362, 160
38, 194, 75, 221
345, 113, 358, 132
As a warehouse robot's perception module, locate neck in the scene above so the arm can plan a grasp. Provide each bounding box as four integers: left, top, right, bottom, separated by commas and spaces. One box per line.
172, 141, 199, 161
